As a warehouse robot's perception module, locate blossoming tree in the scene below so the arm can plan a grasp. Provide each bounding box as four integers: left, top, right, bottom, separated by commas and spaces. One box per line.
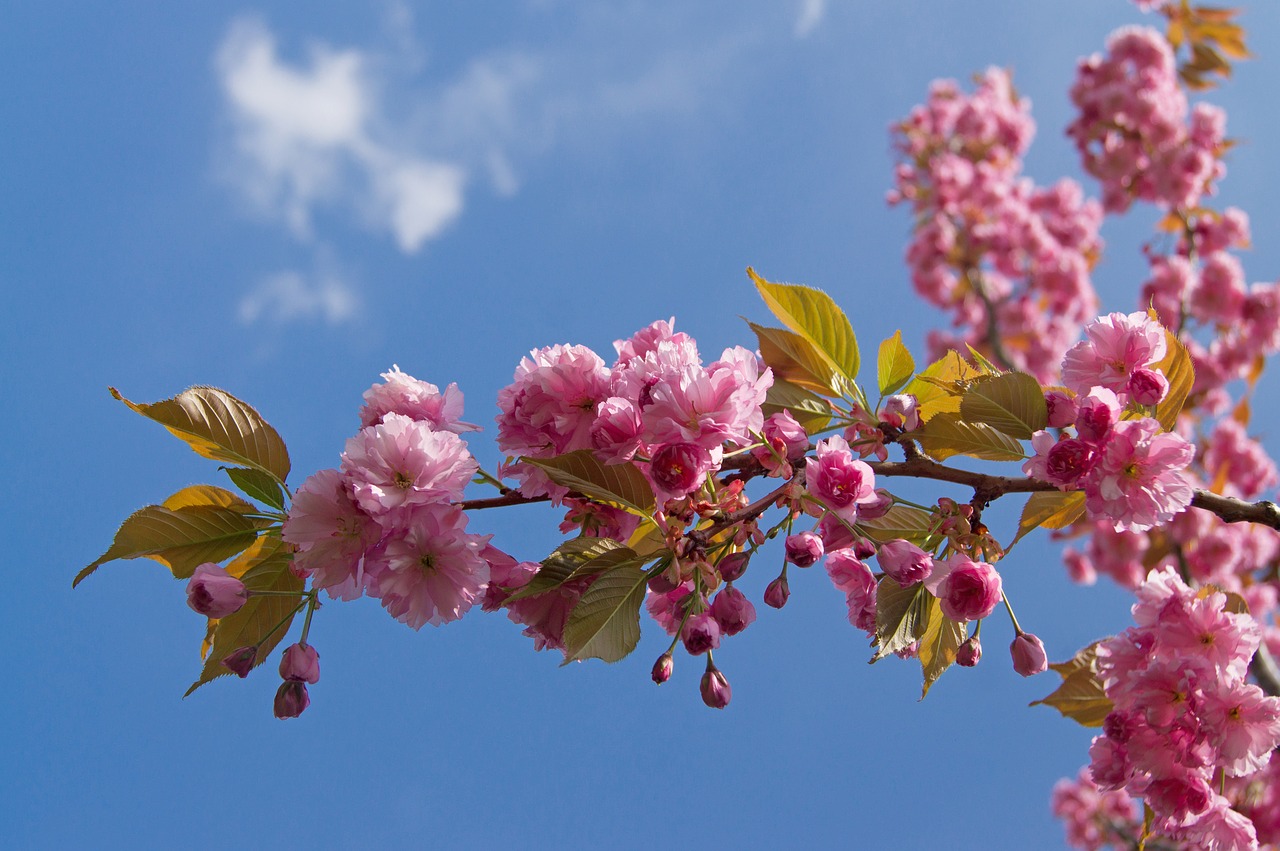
77, 2, 1280, 848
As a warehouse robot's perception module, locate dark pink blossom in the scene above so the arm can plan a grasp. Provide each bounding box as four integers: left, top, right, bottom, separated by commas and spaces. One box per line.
926, 555, 1002, 622
682, 612, 721, 655
278, 643, 320, 684
710, 586, 757, 636
186, 563, 248, 619
750, 410, 809, 477
784, 531, 824, 567
700, 666, 732, 709
651, 652, 673, 685
221, 646, 257, 678
764, 574, 790, 609
273, 681, 310, 719
804, 436, 877, 521
956, 636, 982, 667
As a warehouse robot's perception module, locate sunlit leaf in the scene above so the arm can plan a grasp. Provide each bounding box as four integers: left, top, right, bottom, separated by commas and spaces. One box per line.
223, 467, 287, 511
186, 537, 305, 696
525, 450, 656, 517
1151, 330, 1195, 431
75, 501, 270, 587
762, 379, 832, 434
1013, 491, 1085, 546
917, 596, 967, 699
872, 577, 931, 662
858, 505, 938, 547
959, 372, 1047, 440
905, 350, 992, 423
111, 386, 291, 483
561, 562, 651, 664
877, 331, 915, 397
1031, 642, 1113, 729
502, 538, 638, 604
750, 321, 840, 396
912, 412, 1025, 462
749, 267, 860, 385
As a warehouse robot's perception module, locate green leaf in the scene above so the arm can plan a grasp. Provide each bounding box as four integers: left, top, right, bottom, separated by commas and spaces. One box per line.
560, 562, 651, 664
502, 538, 639, 604
1031, 643, 1112, 728
75, 497, 270, 587
917, 596, 967, 699
749, 267, 860, 386
959, 372, 1047, 440
525, 450, 655, 517
1013, 491, 1085, 546
111, 386, 291, 484
762, 379, 832, 434
911, 412, 1026, 462
872, 577, 931, 662
749, 321, 840, 396
904, 350, 992, 423
858, 505, 938, 547
877, 330, 915, 396
186, 537, 305, 696
223, 467, 286, 511
1152, 329, 1196, 431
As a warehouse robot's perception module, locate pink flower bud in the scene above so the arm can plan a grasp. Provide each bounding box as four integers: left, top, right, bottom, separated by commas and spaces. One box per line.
856, 488, 894, 519
784, 531, 824, 567
1074, 387, 1121, 444
681, 612, 722, 655
221, 645, 257, 678
956, 636, 982, 667
273, 680, 310, 718
278, 643, 320, 684
877, 539, 934, 587
718, 551, 750, 582
700, 666, 732, 709
186, 563, 248, 619
751, 411, 809, 476
764, 574, 790, 609
879, 394, 920, 432
1044, 390, 1078, 429
709, 586, 757, 636
1126, 367, 1169, 406
1010, 632, 1048, 676
651, 652, 674, 684
851, 538, 877, 561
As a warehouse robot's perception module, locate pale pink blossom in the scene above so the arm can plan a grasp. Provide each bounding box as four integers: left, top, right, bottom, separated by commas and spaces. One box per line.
496, 343, 612, 459
750, 410, 809, 477
1200, 681, 1280, 776
1061, 312, 1167, 396
826, 548, 877, 632
613, 318, 694, 368
341, 414, 476, 516
284, 469, 381, 600
359, 365, 478, 433
1074, 386, 1122, 445
876, 539, 933, 587
1082, 418, 1194, 532
590, 396, 643, 464
879, 394, 920, 431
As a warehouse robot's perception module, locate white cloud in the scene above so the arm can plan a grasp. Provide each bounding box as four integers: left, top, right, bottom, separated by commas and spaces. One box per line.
238, 268, 359, 325
216, 16, 465, 253
795, 0, 827, 38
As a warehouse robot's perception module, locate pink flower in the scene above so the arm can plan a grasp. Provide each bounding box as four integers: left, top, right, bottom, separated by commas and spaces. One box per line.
645, 581, 696, 636
365, 504, 490, 629
700, 665, 732, 709
804, 436, 877, 520
278, 643, 320, 684
1126, 367, 1168, 406
1082, 418, 1194, 532
718, 552, 750, 582
273, 681, 310, 719
876, 539, 933, 587
750, 410, 809, 477
1044, 389, 1078, 429
1061, 312, 1167, 396
613, 318, 693, 367
1200, 680, 1280, 776
590, 396, 643, 464
784, 531, 824, 567
651, 652, 674, 684
496, 343, 612, 459
709, 586, 757, 636
359, 365, 478, 433
283, 469, 380, 601
186, 563, 248, 618
826, 548, 877, 632
682, 612, 722, 655
1074, 386, 1122, 445
879, 394, 920, 431
956, 636, 982, 667
341, 414, 476, 516
1010, 632, 1048, 676
926, 555, 1002, 622
1023, 431, 1096, 489
1178, 797, 1259, 851
648, 442, 716, 502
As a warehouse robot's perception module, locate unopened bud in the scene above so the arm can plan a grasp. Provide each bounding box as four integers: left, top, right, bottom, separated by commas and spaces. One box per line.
718, 551, 750, 582
852, 538, 877, 561
278, 642, 320, 684
700, 665, 732, 709
651, 652, 674, 685
956, 636, 982, 667
784, 531, 824, 567
1010, 632, 1048, 677
273, 680, 310, 719
187, 563, 248, 618
221, 645, 258, 678
764, 574, 790, 609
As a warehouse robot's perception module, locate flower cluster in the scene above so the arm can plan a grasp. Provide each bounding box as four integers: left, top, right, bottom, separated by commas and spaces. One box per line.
1087, 569, 1280, 848
1068, 27, 1227, 213
1024, 312, 1195, 532
1051, 769, 1140, 851
283, 368, 490, 629
889, 67, 1103, 381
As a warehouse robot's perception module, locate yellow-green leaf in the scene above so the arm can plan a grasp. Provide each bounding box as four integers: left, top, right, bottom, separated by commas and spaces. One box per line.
1031, 653, 1113, 729
959, 372, 1047, 440
525, 450, 656, 517
161, 484, 257, 513
912, 412, 1025, 462
748, 267, 860, 385
1152, 331, 1195, 431
186, 537, 304, 696
872, 577, 931, 662
503, 538, 638, 604
762, 379, 832, 434
917, 596, 967, 699
111, 386, 291, 484
750, 321, 840, 396
1013, 491, 1085, 546
561, 562, 651, 664
858, 505, 939, 547
223, 467, 287, 511
75, 502, 270, 587
877, 330, 915, 397
905, 350, 992, 423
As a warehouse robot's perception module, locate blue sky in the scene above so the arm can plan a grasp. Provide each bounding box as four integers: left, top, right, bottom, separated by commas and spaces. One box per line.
6, 2, 1280, 848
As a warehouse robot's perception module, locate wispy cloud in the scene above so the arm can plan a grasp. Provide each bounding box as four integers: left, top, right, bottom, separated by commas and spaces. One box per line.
238, 268, 358, 325
217, 16, 465, 253
795, 0, 827, 38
